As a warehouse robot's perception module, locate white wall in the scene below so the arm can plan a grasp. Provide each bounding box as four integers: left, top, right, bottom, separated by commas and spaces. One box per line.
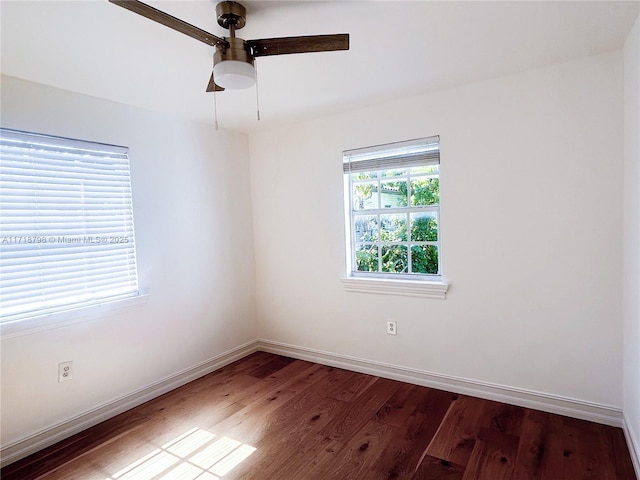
250, 52, 624, 408
623, 14, 640, 470
0, 76, 257, 448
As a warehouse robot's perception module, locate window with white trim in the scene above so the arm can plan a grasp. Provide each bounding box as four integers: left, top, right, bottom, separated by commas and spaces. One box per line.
343, 136, 441, 280
0, 129, 139, 323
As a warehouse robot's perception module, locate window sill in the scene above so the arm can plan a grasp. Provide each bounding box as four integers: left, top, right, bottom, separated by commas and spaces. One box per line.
340, 276, 449, 299
0, 294, 150, 339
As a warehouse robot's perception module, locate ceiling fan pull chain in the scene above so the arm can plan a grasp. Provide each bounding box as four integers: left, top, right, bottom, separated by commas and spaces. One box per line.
255, 60, 261, 121
213, 89, 220, 131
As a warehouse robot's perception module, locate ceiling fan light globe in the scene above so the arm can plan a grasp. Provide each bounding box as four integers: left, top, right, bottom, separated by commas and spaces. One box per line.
213, 60, 256, 89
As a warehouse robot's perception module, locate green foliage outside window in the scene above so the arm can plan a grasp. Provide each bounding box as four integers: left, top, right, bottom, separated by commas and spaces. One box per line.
353, 167, 440, 275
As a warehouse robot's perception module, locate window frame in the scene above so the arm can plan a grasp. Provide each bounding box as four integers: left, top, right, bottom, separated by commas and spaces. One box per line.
342, 136, 449, 298
0, 128, 143, 332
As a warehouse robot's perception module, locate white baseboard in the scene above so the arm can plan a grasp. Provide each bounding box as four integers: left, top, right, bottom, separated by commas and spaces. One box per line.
624, 413, 640, 478
257, 339, 624, 428
0, 340, 259, 468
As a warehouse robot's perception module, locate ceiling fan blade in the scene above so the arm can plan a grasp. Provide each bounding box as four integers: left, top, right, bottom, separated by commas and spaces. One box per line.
206, 74, 225, 92
109, 0, 228, 47
247, 34, 349, 57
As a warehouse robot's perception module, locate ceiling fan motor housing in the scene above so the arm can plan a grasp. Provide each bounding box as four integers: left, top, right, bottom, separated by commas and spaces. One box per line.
214, 1, 252, 67
216, 1, 246, 30
213, 37, 255, 89
214, 37, 253, 66
212, 1, 255, 89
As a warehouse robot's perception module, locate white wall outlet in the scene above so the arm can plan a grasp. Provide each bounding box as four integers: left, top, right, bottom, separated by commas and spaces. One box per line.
58, 361, 73, 382
386, 320, 397, 335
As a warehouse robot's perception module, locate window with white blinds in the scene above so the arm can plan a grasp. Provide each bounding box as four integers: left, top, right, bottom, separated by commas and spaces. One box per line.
343, 136, 441, 279
0, 128, 139, 323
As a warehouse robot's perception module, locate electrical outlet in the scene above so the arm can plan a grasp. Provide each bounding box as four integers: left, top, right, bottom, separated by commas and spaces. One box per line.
58, 361, 73, 382
386, 320, 397, 335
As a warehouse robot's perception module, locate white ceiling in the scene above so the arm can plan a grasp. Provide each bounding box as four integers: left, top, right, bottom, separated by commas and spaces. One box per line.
1, 1, 638, 132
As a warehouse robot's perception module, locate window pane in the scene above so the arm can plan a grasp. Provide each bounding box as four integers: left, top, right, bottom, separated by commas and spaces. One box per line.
380, 179, 407, 208
380, 214, 407, 242
380, 168, 407, 178
411, 245, 438, 274
381, 245, 408, 273
355, 171, 377, 180
353, 182, 378, 210
353, 215, 378, 242
410, 165, 439, 175
410, 213, 438, 241
356, 244, 378, 272
410, 176, 439, 206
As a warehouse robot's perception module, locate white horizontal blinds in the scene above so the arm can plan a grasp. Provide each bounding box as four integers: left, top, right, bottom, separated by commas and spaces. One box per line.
0, 129, 139, 322
343, 136, 440, 173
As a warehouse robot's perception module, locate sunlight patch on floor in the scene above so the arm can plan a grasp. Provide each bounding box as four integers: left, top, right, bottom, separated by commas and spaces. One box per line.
105, 427, 256, 480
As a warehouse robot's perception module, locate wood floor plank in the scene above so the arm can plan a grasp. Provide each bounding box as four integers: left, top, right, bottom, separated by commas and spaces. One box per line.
411, 455, 465, 480
205, 363, 333, 444
35, 431, 161, 480
221, 367, 358, 480
370, 387, 457, 480
327, 369, 379, 403
323, 384, 429, 479
562, 416, 624, 480
136, 373, 262, 438
243, 355, 297, 379
2, 352, 637, 480
373, 383, 425, 428
275, 377, 401, 480
607, 424, 638, 479
229, 351, 280, 373
478, 400, 525, 437
240, 413, 346, 480
462, 427, 520, 480
250, 367, 353, 441
224, 397, 350, 480
0, 408, 153, 480
424, 395, 486, 466
314, 417, 400, 479
316, 376, 401, 444
512, 408, 564, 480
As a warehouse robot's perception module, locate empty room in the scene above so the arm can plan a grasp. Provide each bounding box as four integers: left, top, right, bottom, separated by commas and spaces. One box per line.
1, 0, 639, 479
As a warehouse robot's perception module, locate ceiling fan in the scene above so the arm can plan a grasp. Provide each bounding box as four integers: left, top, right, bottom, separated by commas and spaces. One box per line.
109, 0, 350, 92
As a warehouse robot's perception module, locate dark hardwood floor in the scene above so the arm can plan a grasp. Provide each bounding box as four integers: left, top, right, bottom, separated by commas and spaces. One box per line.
2, 352, 636, 480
